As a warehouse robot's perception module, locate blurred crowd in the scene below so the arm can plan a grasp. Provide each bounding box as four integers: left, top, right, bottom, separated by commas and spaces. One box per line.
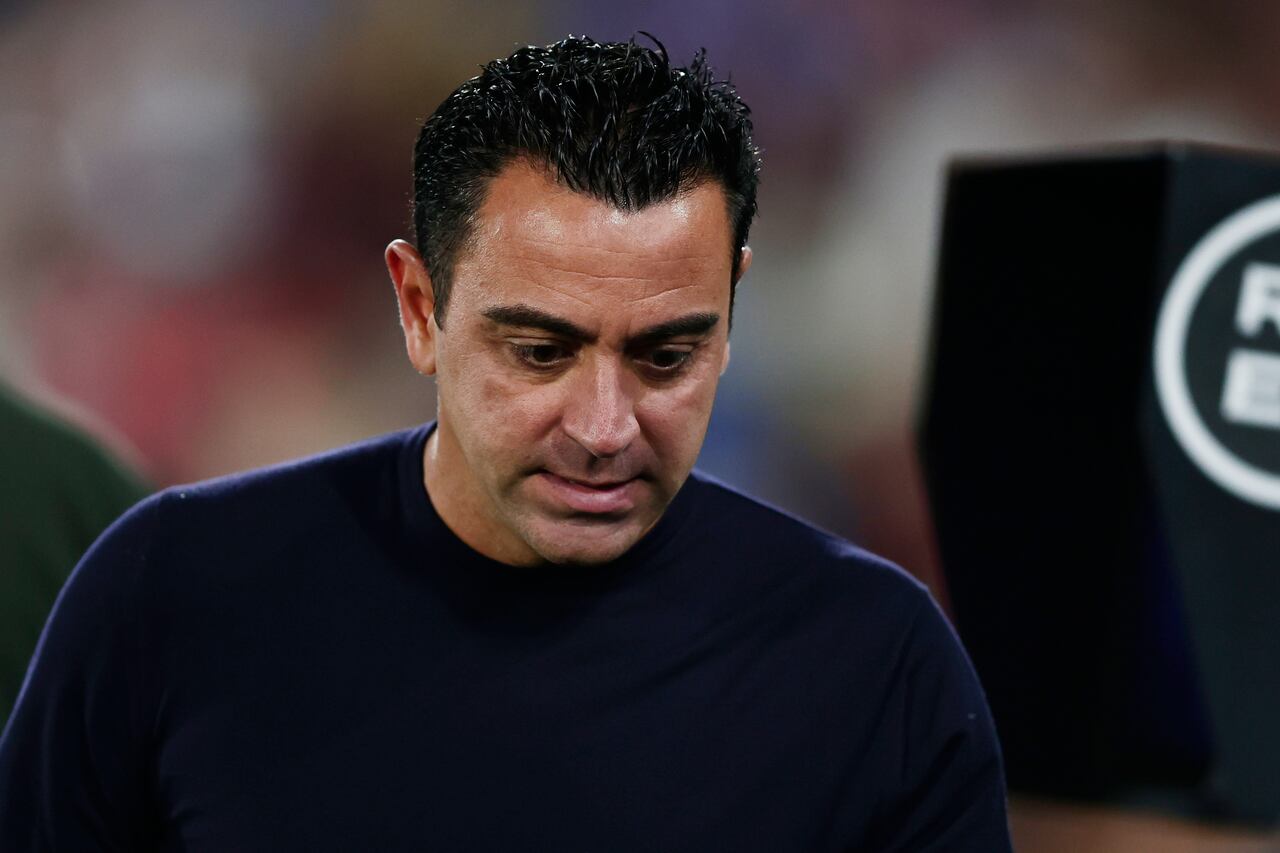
4, 0, 1280, 597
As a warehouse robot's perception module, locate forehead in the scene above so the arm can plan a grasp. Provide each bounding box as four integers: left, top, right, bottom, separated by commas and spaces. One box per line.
451, 161, 734, 315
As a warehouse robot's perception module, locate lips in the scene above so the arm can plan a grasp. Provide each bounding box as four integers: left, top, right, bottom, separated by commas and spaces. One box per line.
535, 471, 640, 514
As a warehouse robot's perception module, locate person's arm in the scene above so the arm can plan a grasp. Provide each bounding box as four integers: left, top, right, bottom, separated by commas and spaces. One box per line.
0, 498, 163, 850
0, 382, 151, 725
863, 593, 1013, 852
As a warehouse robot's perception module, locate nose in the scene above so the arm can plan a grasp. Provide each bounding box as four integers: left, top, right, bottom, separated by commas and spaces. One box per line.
561, 355, 640, 458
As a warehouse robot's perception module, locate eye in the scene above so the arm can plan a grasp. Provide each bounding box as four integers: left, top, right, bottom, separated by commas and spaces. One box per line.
511, 342, 572, 369
638, 346, 694, 375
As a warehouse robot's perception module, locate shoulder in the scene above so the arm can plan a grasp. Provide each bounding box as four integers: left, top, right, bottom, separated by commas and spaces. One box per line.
70, 427, 424, 597
148, 426, 423, 542
683, 469, 931, 610
42, 424, 423, 645
676, 478, 1008, 845
674, 470, 941, 663
164, 426, 420, 511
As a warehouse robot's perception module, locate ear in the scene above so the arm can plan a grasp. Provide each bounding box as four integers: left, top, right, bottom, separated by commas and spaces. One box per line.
735, 245, 753, 283
386, 239, 439, 376
721, 245, 751, 376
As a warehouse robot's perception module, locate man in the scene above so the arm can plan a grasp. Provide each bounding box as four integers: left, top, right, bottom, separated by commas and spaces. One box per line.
0, 36, 1010, 850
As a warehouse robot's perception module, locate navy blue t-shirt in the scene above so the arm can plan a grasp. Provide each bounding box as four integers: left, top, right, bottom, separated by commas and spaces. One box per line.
0, 425, 1010, 850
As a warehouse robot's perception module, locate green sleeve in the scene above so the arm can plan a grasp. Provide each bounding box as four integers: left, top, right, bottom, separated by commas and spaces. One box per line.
0, 384, 151, 725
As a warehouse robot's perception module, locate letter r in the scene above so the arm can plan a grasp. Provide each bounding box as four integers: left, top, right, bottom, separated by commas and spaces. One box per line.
1237, 262, 1280, 338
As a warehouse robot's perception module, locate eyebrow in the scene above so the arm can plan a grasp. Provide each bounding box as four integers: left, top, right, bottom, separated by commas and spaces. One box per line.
482, 305, 589, 341
482, 304, 721, 346
628, 312, 721, 347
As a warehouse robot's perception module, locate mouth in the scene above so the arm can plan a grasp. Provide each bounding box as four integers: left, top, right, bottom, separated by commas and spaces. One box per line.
535, 471, 641, 515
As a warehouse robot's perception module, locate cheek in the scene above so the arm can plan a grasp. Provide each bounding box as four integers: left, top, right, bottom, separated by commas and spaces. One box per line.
636, 372, 721, 459
444, 343, 551, 421
470, 370, 564, 445
438, 347, 559, 460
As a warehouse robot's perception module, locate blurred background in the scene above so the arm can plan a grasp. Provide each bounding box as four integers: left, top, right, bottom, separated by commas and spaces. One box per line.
4, 0, 1280, 847
6, 0, 1280, 586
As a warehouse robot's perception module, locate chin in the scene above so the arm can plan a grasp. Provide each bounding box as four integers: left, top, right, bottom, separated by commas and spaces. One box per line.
523, 518, 648, 566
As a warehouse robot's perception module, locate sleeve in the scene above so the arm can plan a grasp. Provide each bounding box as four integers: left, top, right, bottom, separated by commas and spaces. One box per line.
0, 391, 151, 725
863, 592, 1013, 852
0, 496, 164, 851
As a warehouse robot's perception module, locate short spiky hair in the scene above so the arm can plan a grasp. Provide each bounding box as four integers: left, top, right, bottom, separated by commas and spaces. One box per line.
411, 34, 761, 324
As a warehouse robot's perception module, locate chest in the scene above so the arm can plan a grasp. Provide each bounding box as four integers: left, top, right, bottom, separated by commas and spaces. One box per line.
150, 598, 887, 851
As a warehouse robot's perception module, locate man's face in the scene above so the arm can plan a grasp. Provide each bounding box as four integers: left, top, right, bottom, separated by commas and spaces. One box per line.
388, 160, 749, 566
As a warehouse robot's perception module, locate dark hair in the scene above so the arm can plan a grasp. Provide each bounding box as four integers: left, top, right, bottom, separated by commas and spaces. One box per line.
411, 34, 761, 324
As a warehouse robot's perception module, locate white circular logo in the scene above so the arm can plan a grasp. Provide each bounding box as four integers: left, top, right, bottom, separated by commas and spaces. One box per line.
1154, 194, 1280, 510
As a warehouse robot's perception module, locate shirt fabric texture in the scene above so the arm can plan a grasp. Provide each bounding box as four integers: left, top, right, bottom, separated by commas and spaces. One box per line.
0, 424, 1010, 851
